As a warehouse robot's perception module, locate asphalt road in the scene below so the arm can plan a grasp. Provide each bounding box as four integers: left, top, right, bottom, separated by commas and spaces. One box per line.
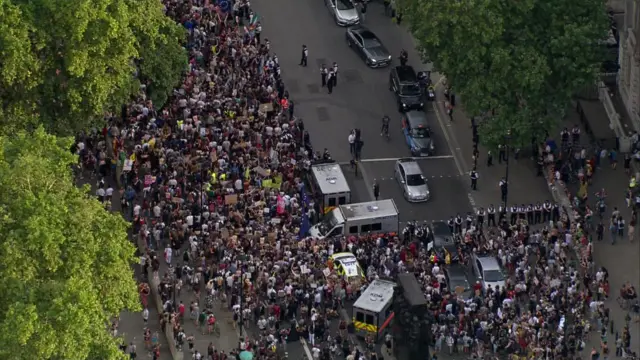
250, 0, 472, 222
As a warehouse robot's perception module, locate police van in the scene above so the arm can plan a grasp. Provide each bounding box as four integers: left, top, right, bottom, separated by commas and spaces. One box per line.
308, 163, 352, 214
352, 279, 396, 341
308, 199, 399, 239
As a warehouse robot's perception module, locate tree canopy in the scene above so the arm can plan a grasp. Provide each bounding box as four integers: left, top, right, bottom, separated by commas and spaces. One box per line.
0, 0, 187, 136
399, 0, 610, 149
0, 128, 139, 360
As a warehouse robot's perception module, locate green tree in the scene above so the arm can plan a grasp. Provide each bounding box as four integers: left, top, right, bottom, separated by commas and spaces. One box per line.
0, 0, 187, 136
138, 20, 188, 109
0, 127, 139, 360
399, 0, 610, 150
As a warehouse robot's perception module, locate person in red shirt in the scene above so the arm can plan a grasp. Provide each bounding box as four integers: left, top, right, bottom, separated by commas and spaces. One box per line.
178, 301, 186, 320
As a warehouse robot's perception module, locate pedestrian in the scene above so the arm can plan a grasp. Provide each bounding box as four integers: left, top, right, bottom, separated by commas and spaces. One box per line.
470, 169, 478, 190
300, 45, 308, 66
597, 222, 604, 241
487, 150, 493, 166
360, 2, 367, 22
320, 64, 327, 87
332, 62, 339, 87
327, 70, 334, 94
373, 181, 380, 200
499, 178, 507, 203
348, 130, 356, 155
534, 202, 542, 224
498, 144, 505, 164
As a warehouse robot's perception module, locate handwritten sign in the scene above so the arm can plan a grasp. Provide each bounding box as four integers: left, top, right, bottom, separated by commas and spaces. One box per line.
225, 194, 238, 204
123, 160, 133, 171
144, 175, 155, 186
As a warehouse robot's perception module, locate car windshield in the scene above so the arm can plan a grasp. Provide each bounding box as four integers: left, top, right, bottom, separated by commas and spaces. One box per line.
483, 269, 504, 282
318, 211, 340, 235
449, 277, 469, 290
401, 84, 421, 95
406, 174, 425, 186
410, 127, 429, 138
361, 32, 381, 47
336, 0, 355, 10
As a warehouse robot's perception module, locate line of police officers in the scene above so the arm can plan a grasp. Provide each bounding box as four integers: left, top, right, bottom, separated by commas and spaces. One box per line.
447, 201, 562, 234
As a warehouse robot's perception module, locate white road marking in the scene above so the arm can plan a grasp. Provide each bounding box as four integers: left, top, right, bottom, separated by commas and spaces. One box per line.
338, 155, 453, 165
300, 338, 314, 360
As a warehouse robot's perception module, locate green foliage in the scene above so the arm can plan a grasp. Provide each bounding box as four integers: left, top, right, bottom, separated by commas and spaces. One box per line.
399, 0, 610, 150
0, 127, 139, 360
0, 0, 186, 136
138, 20, 188, 109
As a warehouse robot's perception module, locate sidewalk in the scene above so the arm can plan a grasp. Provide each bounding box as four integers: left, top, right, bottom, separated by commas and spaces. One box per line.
434, 90, 640, 354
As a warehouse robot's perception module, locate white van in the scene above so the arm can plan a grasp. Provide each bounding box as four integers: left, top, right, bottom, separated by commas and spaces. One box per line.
308, 163, 352, 214
309, 199, 399, 239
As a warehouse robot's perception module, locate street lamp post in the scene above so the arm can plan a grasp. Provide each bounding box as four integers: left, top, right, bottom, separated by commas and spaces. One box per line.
238, 254, 247, 338
504, 129, 511, 207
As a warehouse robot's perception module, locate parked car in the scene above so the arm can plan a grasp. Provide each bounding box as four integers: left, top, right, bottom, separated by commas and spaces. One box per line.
401, 111, 435, 156
325, 0, 360, 26
443, 264, 473, 298
394, 158, 429, 202
470, 255, 506, 292
389, 65, 423, 111
346, 26, 392, 67
426, 221, 459, 263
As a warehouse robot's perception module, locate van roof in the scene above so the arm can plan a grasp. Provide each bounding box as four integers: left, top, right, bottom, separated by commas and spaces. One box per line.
340, 199, 399, 221
311, 163, 350, 195
353, 279, 396, 313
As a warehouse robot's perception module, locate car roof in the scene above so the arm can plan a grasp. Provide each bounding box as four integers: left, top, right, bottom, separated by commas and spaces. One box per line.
397, 159, 422, 175
394, 66, 417, 82
475, 256, 501, 270
446, 264, 468, 278
359, 30, 377, 39
406, 111, 428, 128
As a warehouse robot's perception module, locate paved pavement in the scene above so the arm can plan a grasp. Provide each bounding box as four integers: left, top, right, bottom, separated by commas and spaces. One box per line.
77, 176, 171, 359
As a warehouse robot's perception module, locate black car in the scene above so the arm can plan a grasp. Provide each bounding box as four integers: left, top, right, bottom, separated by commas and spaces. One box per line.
426, 221, 459, 263
389, 65, 423, 111
402, 111, 435, 156
346, 26, 392, 68
443, 264, 473, 298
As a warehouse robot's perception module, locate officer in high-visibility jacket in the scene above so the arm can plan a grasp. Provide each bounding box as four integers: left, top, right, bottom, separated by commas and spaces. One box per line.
211, 172, 218, 184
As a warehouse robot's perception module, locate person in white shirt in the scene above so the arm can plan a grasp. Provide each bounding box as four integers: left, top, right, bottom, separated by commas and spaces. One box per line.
96, 187, 105, 202
142, 308, 149, 323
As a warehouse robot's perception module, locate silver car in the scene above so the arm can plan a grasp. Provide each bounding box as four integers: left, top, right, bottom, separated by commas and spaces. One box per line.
394, 159, 429, 202
471, 255, 506, 293
325, 0, 360, 26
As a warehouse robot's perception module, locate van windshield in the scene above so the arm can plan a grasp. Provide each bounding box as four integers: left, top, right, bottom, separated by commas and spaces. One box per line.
318, 211, 341, 235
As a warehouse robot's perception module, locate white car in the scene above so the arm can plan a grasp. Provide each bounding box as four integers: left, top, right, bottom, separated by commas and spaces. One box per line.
325, 0, 360, 26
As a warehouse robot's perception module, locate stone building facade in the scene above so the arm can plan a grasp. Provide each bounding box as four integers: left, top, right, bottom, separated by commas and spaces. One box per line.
618, 0, 640, 126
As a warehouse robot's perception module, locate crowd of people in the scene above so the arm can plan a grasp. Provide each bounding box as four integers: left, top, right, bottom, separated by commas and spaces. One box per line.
69, 0, 640, 359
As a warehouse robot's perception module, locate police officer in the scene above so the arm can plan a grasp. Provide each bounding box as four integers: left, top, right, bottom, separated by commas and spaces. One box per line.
487, 205, 496, 227
447, 217, 455, 234
465, 212, 473, 230
373, 181, 380, 200
534, 202, 542, 224
300, 45, 308, 66
454, 214, 463, 234
332, 62, 339, 87
320, 64, 328, 87
519, 204, 526, 220
476, 207, 485, 228
510, 205, 518, 225
552, 203, 560, 222
498, 205, 507, 223
499, 178, 508, 203
543, 200, 552, 222
526, 204, 534, 224
470, 169, 479, 190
